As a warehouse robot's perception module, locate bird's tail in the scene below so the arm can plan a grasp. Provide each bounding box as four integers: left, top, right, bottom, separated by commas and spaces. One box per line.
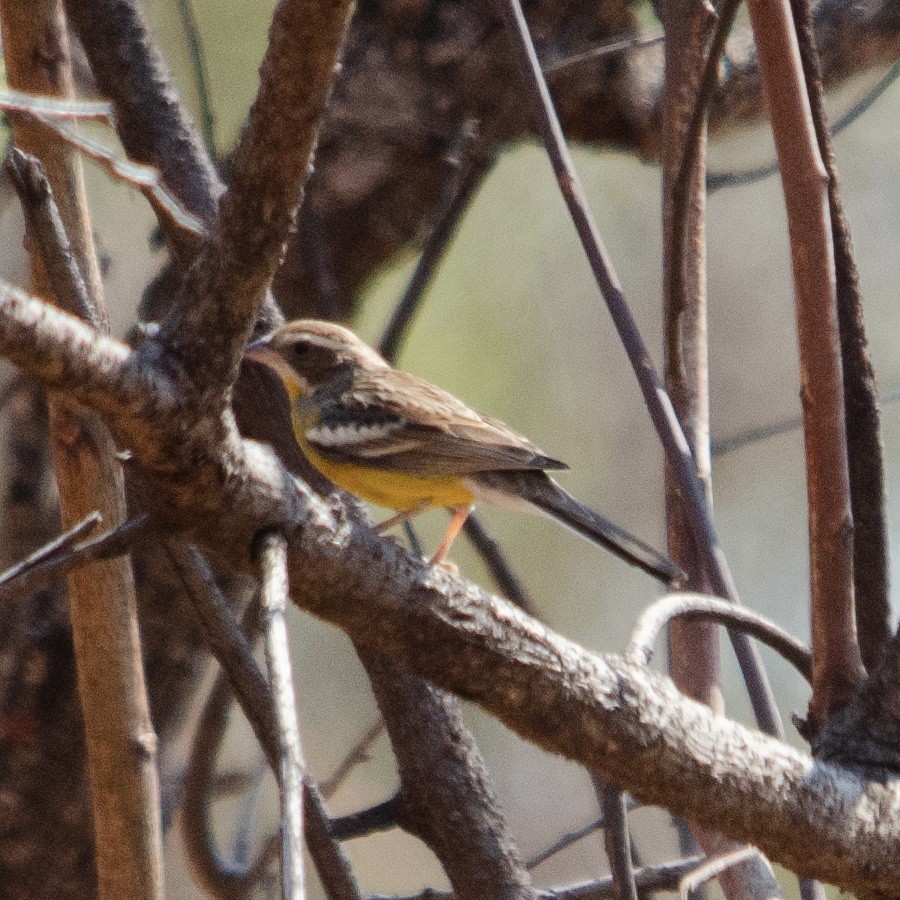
475, 471, 683, 585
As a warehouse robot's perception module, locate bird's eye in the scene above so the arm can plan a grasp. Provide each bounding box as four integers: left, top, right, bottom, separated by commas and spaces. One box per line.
292, 342, 311, 360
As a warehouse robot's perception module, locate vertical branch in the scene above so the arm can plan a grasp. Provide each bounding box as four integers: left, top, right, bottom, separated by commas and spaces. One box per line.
789, 0, 891, 670
0, 4, 165, 900
662, 0, 720, 724
745, 0, 864, 734
661, 4, 784, 897
256, 532, 306, 900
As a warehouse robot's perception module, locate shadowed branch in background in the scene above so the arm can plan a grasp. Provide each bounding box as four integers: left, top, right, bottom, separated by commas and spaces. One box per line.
708, 59, 900, 193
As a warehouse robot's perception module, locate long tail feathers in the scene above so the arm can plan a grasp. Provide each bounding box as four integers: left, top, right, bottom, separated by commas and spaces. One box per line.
474, 471, 683, 585
533, 479, 683, 585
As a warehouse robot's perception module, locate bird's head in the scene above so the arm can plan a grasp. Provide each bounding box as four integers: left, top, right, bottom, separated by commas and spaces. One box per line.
244, 319, 389, 399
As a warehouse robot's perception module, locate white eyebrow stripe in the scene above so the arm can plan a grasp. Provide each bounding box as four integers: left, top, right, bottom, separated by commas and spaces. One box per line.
307, 420, 405, 448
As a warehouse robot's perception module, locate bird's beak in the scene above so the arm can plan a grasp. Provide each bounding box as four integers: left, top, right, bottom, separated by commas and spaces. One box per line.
244, 337, 285, 371
243, 337, 308, 397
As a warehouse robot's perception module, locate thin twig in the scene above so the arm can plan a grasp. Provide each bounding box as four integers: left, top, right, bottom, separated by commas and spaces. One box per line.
679, 846, 764, 900
526, 809, 631, 870
173, 0, 218, 160
320, 718, 386, 800
32, 112, 206, 239
627, 593, 812, 680
0, 513, 150, 603
328, 795, 401, 841
0, 89, 113, 119
256, 530, 305, 900
0, 510, 100, 585
461, 514, 536, 613
493, 0, 782, 737
543, 33, 665, 75
7, 148, 99, 326
666, 0, 739, 383
596, 779, 637, 900
379, 124, 491, 363
707, 59, 900, 193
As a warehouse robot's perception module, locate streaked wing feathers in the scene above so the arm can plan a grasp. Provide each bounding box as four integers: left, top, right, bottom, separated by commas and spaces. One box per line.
304, 369, 568, 475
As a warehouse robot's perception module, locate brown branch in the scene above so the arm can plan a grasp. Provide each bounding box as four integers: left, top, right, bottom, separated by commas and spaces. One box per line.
359, 647, 537, 900
166, 542, 363, 900
154, 0, 352, 393
627, 594, 812, 680
63, 0, 222, 225
595, 779, 637, 900
789, 0, 891, 672
328, 795, 401, 841
658, 5, 783, 893
746, 0, 864, 736
1, 3, 165, 898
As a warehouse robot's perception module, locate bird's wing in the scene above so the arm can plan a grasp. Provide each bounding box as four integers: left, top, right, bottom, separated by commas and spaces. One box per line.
302, 369, 568, 476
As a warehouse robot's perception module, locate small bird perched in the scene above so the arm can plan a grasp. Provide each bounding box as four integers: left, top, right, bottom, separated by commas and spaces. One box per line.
245, 320, 681, 585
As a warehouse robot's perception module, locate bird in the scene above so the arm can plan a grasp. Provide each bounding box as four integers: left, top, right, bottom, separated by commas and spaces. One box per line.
244, 319, 682, 585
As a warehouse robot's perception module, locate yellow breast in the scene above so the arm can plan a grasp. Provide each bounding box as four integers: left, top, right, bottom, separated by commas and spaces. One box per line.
289, 403, 474, 512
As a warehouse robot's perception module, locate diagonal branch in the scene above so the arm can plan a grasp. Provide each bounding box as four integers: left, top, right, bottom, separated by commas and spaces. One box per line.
155, 0, 354, 394
492, 0, 782, 738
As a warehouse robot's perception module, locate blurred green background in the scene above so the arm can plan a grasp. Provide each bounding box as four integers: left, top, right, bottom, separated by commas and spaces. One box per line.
1, 1, 898, 895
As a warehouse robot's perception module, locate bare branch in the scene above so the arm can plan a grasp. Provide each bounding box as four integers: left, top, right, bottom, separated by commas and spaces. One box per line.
166, 542, 363, 900
328, 795, 401, 842
678, 847, 766, 900
1, 3, 165, 897
0, 510, 100, 586
256, 531, 306, 900
595, 779, 637, 900
64, 0, 222, 226
746, 0, 864, 734
790, 0, 891, 672
360, 647, 537, 900
0, 513, 150, 603
320, 718, 386, 801
627, 594, 812, 681
156, 0, 353, 393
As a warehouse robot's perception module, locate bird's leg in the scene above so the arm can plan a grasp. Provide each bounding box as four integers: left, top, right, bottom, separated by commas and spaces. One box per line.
430, 505, 474, 565
375, 501, 431, 534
